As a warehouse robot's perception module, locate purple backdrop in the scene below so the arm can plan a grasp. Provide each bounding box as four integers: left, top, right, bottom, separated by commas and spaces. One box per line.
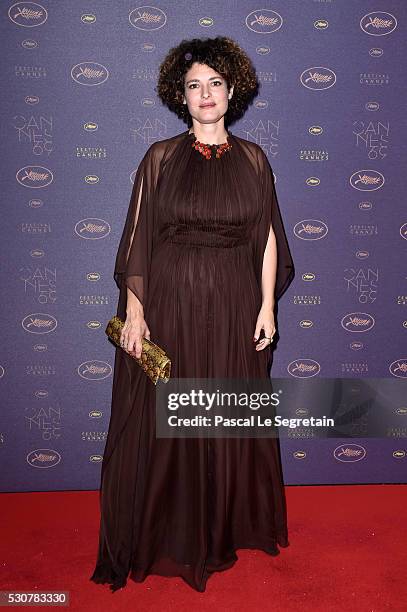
1, 1, 406, 491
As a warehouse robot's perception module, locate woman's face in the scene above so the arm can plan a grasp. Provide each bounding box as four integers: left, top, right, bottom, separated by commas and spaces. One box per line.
182, 62, 233, 126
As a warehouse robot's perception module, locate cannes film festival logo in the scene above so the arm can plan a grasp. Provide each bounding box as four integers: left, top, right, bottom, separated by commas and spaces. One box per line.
389, 359, 407, 378
399, 223, 407, 241
22, 313, 57, 334
300, 67, 336, 90
74, 218, 111, 240
287, 359, 321, 378
27, 449, 61, 468
8, 2, 47, 27
334, 444, 366, 462
16, 166, 53, 188
78, 360, 112, 380
341, 313, 375, 333
293, 220, 328, 240
129, 6, 167, 30
349, 170, 384, 191
246, 9, 282, 33
360, 12, 397, 36
71, 62, 109, 86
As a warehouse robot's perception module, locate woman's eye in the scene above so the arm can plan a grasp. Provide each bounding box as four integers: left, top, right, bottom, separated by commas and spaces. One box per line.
188, 81, 222, 89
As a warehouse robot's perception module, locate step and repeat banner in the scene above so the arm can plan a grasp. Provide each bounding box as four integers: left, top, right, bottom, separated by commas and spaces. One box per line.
1, 1, 406, 491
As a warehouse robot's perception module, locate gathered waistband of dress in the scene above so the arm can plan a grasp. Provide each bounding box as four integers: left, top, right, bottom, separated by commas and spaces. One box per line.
166, 225, 251, 249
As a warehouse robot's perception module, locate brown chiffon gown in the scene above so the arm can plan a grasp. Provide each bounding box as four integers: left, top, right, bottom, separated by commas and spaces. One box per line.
89, 129, 295, 593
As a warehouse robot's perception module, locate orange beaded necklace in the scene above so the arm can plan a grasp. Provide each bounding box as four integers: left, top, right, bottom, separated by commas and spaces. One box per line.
189, 131, 233, 159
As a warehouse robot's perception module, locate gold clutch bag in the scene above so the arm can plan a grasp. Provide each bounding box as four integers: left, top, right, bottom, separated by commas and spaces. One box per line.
105, 315, 171, 385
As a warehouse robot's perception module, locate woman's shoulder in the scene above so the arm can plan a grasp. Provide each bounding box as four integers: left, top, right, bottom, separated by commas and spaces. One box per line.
230, 133, 269, 173
232, 133, 265, 157
144, 130, 187, 164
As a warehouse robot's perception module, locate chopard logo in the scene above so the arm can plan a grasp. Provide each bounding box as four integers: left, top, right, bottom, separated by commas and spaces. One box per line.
84, 175, 100, 184
90, 455, 103, 462
141, 42, 155, 52
366, 102, 380, 111
81, 13, 96, 24
84, 122, 98, 132
293, 451, 307, 459
199, 17, 214, 27
356, 250, 370, 259
87, 321, 102, 330
369, 48, 384, 57
21, 39, 38, 48
25, 95, 40, 105
314, 19, 328, 30
256, 46, 271, 55
309, 126, 323, 135
306, 177, 320, 186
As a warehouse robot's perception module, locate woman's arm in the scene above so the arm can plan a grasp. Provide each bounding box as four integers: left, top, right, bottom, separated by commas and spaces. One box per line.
253, 223, 277, 351
126, 286, 144, 317
123, 287, 150, 358
261, 224, 277, 310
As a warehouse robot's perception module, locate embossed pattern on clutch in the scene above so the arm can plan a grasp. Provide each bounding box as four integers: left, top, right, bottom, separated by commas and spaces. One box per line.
105, 315, 171, 385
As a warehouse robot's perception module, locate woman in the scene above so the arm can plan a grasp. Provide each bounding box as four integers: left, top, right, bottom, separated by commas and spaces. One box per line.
90, 36, 295, 593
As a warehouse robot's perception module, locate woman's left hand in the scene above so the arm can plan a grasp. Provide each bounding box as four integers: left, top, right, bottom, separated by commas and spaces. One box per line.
253, 304, 276, 351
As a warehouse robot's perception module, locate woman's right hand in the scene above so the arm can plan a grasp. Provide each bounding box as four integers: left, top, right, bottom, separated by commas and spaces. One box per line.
120, 312, 151, 359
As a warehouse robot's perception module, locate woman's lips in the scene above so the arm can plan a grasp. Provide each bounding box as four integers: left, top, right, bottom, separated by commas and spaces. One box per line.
200, 103, 215, 108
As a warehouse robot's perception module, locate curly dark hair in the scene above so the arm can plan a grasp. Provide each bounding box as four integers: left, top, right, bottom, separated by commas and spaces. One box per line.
156, 36, 259, 127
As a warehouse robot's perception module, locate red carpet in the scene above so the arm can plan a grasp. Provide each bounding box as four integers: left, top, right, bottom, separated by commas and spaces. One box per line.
1, 485, 406, 611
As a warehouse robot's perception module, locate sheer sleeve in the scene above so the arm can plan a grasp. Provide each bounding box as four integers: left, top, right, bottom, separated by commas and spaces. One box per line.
113, 143, 161, 311
251, 147, 295, 302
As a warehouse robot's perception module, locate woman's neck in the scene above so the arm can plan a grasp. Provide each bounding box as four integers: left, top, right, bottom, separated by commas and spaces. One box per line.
188, 125, 229, 144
